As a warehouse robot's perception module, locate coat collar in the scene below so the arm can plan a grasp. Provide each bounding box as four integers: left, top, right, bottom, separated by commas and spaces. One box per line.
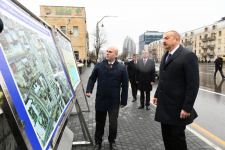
103, 59, 118, 67
162, 45, 183, 69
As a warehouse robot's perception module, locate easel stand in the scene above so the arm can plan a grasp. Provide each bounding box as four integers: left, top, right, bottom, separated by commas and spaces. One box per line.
72, 100, 93, 146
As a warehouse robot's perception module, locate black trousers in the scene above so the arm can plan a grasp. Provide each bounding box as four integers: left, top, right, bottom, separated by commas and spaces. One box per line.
130, 80, 137, 99
214, 67, 225, 78
95, 109, 119, 144
161, 123, 187, 150
140, 90, 150, 107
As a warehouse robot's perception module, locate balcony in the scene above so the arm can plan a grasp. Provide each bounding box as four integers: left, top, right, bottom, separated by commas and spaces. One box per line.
201, 37, 208, 42
183, 39, 193, 47
208, 36, 216, 41
208, 44, 215, 49
201, 44, 207, 49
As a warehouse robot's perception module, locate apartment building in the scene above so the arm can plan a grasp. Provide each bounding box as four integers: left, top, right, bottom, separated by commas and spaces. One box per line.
182, 18, 225, 62
148, 18, 225, 62
40, 5, 88, 61
139, 31, 163, 54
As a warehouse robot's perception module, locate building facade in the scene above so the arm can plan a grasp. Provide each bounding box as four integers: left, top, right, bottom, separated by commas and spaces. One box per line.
122, 36, 136, 58
40, 5, 88, 61
148, 39, 164, 63
181, 19, 225, 62
149, 18, 225, 63
139, 31, 163, 53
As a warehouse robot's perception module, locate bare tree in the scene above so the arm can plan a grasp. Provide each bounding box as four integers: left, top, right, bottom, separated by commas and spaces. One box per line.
92, 29, 107, 61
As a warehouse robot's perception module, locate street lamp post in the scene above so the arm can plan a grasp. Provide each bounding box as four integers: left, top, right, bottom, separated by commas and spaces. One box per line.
95, 16, 117, 60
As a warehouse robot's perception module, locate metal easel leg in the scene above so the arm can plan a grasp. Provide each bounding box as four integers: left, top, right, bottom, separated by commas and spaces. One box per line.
72, 100, 93, 146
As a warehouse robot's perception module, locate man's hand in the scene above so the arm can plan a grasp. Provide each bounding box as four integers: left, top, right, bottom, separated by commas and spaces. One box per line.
152, 97, 158, 105
180, 109, 190, 119
86, 92, 91, 97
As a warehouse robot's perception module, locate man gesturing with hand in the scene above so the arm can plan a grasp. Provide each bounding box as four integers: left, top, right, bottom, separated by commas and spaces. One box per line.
86, 46, 128, 150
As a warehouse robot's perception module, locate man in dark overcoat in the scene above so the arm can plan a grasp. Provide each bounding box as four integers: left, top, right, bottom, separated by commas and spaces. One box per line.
214, 55, 225, 79
127, 54, 138, 102
152, 30, 199, 150
136, 50, 155, 110
86, 47, 128, 150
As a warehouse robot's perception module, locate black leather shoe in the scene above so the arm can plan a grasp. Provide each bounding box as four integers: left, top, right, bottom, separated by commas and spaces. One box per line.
146, 106, 150, 110
110, 143, 118, 150
138, 106, 144, 109
93, 144, 101, 150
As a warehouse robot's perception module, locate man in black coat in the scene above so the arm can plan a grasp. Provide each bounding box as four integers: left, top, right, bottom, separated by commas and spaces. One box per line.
127, 54, 138, 102
214, 55, 225, 79
86, 47, 128, 150
136, 50, 155, 110
152, 30, 199, 150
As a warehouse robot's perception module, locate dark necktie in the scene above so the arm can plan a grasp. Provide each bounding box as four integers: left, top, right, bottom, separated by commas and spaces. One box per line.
108, 63, 112, 68
165, 54, 172, 63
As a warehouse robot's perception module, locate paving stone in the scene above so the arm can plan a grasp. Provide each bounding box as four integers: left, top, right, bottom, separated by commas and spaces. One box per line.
68, 65, 214, 150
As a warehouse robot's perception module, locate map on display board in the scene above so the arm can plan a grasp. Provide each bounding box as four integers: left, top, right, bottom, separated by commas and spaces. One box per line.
0, 0, 74, 149
54, 30, 80, 91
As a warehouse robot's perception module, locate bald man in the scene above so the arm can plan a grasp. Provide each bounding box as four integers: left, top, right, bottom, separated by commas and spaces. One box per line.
152, 30, 199, 150
86, 47, 128, 150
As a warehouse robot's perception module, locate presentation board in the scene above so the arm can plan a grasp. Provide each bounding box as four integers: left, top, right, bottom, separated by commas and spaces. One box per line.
53, 29, 81, 91
0, 0, 74, 149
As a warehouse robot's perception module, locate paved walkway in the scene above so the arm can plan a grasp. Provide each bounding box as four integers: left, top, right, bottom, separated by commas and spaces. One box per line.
67, 64, 214, 150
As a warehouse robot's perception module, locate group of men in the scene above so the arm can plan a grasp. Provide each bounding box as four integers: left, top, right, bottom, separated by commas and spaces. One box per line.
86, 30, 200, 150
127, 50, 156, 110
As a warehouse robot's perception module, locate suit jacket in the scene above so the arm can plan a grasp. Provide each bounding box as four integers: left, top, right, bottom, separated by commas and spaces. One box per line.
154, 45, 199, 125
86, 59, 129, 111
136, 58, 155, 91
127, 60, 137, 82
214, 57, 223, 69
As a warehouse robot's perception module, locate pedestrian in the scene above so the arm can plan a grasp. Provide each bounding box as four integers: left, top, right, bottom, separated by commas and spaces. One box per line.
127, 54, 138, 102
152, 30, 199, 150
214, 55, 225, 79
86, 46, 128, 150
136, 50, 155, 110
0, 18, 3, 33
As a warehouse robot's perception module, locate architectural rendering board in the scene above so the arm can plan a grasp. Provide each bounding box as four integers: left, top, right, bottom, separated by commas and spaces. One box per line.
0, 0, 74, 149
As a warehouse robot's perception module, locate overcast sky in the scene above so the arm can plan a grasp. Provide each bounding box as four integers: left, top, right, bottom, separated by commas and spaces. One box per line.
18, 0, 224, 53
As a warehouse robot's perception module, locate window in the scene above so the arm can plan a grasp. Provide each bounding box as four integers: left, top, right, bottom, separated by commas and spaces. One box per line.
60, 26, 66, 34
204, 27, 208, 32
72, 26, 79, 37
74, 51, 79, 60
212, 25, 216, 30
219, 31, 222, 36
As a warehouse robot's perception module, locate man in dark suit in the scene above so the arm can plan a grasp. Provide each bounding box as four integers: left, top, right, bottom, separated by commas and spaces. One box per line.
214, 55, 225, 79
86, 47, 128, 150
152, 30, 199, 150
136, 50, 155, 110
127, 54, 138, 102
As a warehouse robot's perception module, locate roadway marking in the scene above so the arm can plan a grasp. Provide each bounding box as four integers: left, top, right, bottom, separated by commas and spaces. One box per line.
199, 72, 213, 75
187, 126, 223, 150
190, 123, 225, 149
129, 85, 225, 149
199, 88, 225, 97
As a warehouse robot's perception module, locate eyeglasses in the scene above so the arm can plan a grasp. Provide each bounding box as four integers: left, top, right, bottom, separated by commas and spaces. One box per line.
107, 50, 113, 53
